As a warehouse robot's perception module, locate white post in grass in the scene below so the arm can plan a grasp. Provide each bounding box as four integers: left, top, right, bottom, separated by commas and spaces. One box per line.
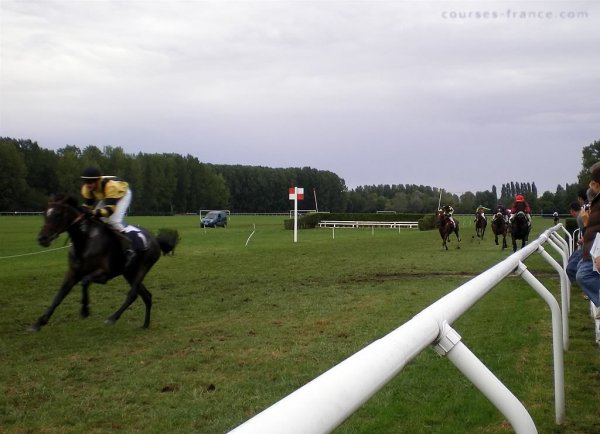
289, 187, 304, 243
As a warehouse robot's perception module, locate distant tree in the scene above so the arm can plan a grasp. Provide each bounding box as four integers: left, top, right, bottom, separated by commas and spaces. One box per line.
578, 139, 600, 186
537, 191, 555, 214
55, 146, 83, 197
0, 140, 29, 210
81, 145, 105, 170
13, 138, 59, 208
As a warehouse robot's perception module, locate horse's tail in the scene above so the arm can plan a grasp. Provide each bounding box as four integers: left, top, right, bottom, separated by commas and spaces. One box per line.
156, 228, 180, 256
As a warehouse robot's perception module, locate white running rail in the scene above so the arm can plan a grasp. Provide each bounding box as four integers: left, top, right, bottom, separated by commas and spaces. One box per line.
229, 225, 572, 434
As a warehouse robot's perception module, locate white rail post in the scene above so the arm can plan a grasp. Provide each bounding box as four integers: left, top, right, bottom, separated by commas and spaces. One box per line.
514, 262, 565, 425
545, 236, 571, 313
536, 245, 570, 349
549, 232, 570, 269
433, 323, 538, 434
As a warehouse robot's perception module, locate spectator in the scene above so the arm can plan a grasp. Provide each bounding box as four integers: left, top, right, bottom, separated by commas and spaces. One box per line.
566, 202, 582, 282
575, 163, 600, 317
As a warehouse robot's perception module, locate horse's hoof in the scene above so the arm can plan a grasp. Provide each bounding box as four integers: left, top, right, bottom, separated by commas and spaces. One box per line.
104, 318, 117, 325
27, 324, 41, 332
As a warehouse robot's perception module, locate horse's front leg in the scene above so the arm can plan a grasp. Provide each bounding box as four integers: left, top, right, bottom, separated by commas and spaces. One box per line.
29, 270, 79, 332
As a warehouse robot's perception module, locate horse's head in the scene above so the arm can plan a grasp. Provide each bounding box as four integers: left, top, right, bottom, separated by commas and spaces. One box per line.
514, 211, 527, 222
435, 209, 444, 226
493, 212, 503, 222
37, 194, 83, 247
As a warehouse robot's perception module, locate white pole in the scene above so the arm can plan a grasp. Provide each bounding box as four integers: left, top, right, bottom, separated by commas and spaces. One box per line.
436, 327, 538, 434
294, 187, 298, 243
245, 224, 256, 247
437, 189, 443, 210
313, 188, 319, 213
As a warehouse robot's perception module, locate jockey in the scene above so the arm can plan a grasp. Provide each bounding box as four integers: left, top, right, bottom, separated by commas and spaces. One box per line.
80, 167, 136, 267
474, 205, 489, 222
442, 205, 456, 226
552, 211, 559, 224
509, 194, 532, 226
494, 203, 509, 223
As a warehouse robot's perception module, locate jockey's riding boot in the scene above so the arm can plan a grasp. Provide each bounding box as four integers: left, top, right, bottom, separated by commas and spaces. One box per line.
113, 229, 136, 268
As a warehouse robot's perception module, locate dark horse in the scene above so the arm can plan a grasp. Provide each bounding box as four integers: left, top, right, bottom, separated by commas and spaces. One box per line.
475, 211, 487, 240
491, 212, 508, 249
510, 211, 531, 252
32, 194, 174, 331
435, 210, 461, 250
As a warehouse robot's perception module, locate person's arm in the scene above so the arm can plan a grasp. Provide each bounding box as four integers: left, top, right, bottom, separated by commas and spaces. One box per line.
580, 208, 590, 228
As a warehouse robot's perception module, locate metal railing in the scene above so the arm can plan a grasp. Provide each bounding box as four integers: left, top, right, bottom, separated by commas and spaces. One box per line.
229, 225, 572, 434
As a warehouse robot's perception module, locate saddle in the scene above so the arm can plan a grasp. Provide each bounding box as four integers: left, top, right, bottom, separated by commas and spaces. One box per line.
120, 225, 149, 252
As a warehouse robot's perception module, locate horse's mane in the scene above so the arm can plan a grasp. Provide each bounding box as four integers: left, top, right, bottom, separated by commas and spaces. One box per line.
51, 193, 79, 209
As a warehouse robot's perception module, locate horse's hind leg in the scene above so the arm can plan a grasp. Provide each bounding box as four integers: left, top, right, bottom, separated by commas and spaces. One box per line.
105, 287, 139, 326
107, 282, 152, 328
106, 270, 153, 328
137, 283, 153, 329
80, 282, 91, 318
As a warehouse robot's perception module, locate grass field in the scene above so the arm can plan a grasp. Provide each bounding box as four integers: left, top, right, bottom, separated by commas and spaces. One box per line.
0, 214, 598, 433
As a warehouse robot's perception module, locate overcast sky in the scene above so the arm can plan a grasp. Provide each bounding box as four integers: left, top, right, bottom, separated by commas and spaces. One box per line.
1, 1, 598, 195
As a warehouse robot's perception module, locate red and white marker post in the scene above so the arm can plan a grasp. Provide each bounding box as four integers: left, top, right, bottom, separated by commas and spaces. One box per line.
288, 187, 304, 243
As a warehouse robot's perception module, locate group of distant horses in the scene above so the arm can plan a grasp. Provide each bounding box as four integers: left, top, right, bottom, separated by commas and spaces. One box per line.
435, 208, 530, 252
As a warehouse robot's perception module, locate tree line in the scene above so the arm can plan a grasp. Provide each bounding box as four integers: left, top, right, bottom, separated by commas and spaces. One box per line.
0, 137, 596, 214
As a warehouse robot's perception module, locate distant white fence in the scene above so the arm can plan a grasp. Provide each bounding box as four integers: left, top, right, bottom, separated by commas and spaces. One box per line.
318, 220, 419, 229
0, 211, 43, 216
229, 225, 572, 434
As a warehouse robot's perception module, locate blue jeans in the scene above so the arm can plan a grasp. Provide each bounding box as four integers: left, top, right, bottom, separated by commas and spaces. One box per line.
575, 259, 600, 307
566, 249, 583, 282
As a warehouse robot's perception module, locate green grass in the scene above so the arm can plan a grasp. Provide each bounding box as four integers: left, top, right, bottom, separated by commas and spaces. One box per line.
0, 215, 598, 433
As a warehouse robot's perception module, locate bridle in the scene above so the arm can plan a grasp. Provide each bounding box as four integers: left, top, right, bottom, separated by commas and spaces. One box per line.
44, 199, 86, 231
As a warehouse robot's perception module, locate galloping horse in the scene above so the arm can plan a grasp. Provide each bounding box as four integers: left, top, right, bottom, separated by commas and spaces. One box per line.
510, 211, 531, 252
435, 209, 461, 250
491, 212, 508, 249
32, 194, 174, 331
475, 211, 487, 240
